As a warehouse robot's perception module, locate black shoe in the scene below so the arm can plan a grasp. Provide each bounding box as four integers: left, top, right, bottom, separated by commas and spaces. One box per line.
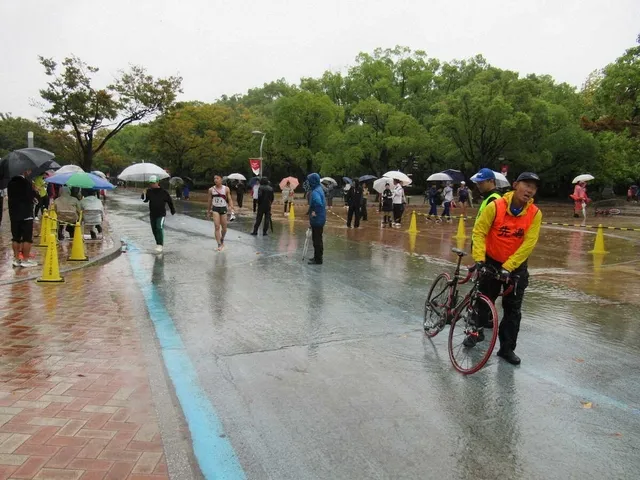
462, 329, 485, 348
263, 232, 268, 236
573, 214, 580, 218
90, 231, 97, 240
308, 259, 323, 265
497, 349, 521, 365
250, 232, 258, 236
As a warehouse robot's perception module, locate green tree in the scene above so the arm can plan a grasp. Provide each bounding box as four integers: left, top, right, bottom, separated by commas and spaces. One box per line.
273, 92, 343, 174
37, 55, 182, 171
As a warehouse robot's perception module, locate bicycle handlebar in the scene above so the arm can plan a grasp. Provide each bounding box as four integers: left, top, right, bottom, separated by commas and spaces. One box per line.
464, 263, 519, 296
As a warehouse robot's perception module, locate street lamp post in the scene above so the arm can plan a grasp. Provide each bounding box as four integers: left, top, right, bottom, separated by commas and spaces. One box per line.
252, 130, 266, 177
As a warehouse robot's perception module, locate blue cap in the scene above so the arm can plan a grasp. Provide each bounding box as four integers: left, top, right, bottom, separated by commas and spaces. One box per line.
472, 168, 495, 183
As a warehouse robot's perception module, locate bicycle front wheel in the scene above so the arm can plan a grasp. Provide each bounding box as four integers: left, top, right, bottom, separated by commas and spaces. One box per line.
448, 294, 498, 374
424, 273, 452, 338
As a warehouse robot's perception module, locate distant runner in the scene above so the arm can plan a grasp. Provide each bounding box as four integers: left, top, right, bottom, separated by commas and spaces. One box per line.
207, 174, 235, 251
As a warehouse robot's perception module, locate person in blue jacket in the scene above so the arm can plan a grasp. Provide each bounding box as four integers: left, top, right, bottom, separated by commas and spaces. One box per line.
306, 173, 326, 265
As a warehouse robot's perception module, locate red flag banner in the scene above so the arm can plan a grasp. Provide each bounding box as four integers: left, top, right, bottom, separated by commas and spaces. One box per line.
249, 158, 262, 176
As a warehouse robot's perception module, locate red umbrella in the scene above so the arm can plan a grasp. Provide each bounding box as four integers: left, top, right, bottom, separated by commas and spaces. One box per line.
279, 176, 299, 190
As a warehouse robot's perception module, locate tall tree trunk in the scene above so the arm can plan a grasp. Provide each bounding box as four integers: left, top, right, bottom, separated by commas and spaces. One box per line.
82, 142, 93, 171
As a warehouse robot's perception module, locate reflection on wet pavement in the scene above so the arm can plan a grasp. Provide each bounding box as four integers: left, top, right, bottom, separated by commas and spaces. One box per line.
109, 192, 640, 480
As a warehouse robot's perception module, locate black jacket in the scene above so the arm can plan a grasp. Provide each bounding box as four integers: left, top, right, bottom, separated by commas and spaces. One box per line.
345, 185, 363, 207
142, 188, 175, 217
257, 185, 274, 211
7, 176, 37, 220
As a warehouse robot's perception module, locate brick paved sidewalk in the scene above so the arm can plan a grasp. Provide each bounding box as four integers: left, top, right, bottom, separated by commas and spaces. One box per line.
0, 216, 118, 285
0, 257, 172, 480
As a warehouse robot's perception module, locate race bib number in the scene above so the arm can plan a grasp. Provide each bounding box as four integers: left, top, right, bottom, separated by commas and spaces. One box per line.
212, 196, 226, 207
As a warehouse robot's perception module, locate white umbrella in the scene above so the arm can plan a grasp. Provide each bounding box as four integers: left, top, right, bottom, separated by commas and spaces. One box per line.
228, 173, 246, 181
572, 174, 595, 184
382, 170, 412, 185
373, 177, 393, 194
56, 165, 84, 175
470, 171, 510, 188
169, 176, 184, 186
118, 162, 169, 182
427, 172, 453, 182
320, 177, 337, 186
91, 170, 107, 179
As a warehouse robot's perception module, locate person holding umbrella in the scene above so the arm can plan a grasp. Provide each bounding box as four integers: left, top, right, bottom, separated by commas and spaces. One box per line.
345, 180, 363, 228
361, 184, 369, 221
7, 168, 38, 268
142, 175, 175, 253
236, 181, 245, 208
207, 174, 235, 251
282, 181, 293, 216
381, 182, 393, 227
571, 181, 590, 221
392, 179, 406, 227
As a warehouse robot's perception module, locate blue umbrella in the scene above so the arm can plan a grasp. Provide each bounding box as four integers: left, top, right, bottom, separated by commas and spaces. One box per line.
358, 175, 377, 183
249, 176, 260, 187
342, 177, 353, 184
45, 172, 115, 190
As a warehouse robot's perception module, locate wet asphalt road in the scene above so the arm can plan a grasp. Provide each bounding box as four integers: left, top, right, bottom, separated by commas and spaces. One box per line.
109, 192, 640, 480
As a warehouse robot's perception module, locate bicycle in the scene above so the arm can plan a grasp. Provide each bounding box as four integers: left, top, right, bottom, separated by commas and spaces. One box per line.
423, 248, 515, 374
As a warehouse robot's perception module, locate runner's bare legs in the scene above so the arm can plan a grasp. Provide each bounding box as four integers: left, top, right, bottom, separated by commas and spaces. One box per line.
219, 212, 228, 250
212, 212, 222, 250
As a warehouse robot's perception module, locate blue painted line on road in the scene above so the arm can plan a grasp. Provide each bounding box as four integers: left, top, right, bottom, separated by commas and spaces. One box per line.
125, 241, 246, 480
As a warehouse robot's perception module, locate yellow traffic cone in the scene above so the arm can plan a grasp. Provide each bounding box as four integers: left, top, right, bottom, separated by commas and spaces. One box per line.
456, 236, 466, 251
407, 210, 419, 233
289, 202, 295, 221
68, 222, 88, 261
589, 224, 608, 254
37, 233, 64, 283
453, 215, 467, 239
48, 210, 58, 240
408, 232, 417, 254
592, 253, 605, 273
37, 212, 49, 247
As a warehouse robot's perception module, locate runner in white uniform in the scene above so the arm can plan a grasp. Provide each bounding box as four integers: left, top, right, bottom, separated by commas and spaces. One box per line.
207, 175, 235, 251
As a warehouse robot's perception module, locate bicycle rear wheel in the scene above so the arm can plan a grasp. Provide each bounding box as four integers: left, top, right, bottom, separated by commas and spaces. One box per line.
448, 294, 498, 374
423, 273, 452, 338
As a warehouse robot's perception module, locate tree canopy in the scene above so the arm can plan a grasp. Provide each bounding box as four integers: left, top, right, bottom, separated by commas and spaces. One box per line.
2, 37, 639, 194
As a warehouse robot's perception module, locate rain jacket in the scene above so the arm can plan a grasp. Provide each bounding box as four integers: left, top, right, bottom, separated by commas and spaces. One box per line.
54, 187, 81, 220
307, 173, 326, 227
472, 191, 542, 272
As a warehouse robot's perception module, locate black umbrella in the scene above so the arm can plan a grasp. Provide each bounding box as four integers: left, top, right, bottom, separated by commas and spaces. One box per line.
442, 169, 465, 184
0, 148, 59, 188
359, 174, 377, 183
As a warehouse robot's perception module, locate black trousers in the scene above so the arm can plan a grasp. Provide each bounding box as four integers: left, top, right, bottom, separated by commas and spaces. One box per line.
361, 202, 368, 221
311, 226, 323, 263
34, 195, 49, 218
393, 204, 403, 223
347, 206, 361, 227
476, 257, 529, 351
237, 193, 243, 208
0, 195, 3, 225
253, 209, 271, 234
253, 199, 258, 212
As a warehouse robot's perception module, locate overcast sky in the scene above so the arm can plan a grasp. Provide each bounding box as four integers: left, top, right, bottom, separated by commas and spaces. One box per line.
1, 0, 638, 120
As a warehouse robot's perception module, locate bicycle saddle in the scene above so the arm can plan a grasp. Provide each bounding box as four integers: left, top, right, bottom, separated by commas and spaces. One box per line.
451, 248, 467, 257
